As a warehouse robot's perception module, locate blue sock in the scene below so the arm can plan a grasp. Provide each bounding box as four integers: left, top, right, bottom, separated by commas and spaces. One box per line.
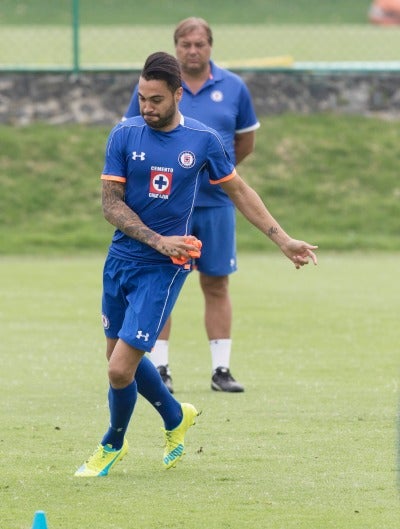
101, 380, 137, 450
136, 355, 182, 430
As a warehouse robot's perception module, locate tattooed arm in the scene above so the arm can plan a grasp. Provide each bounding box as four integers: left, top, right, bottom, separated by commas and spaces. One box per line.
102, 180, 162, 248
102, 180, 200, 259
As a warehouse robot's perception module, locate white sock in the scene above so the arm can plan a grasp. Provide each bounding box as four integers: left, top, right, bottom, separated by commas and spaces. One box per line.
210, 339, 232, 371
150, 340, 169, 368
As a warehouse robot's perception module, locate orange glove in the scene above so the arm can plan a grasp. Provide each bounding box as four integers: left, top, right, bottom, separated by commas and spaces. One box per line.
171, 237, 202, 265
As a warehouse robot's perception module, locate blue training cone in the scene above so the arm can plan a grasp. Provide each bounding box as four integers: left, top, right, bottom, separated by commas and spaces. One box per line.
31, 510, 48, 529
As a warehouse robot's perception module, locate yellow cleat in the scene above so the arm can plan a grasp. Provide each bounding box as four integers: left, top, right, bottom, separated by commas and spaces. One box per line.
163, 403, 200, 469
74, 438, 128, 477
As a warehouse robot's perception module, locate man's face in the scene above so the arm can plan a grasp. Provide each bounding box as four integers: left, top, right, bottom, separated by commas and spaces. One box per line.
138, 77, 182, 130
175, 27, 212, 75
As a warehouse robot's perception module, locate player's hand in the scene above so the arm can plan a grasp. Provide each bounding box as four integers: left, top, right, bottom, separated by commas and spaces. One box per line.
154, 235, 202, 264
280, 239, 318, 269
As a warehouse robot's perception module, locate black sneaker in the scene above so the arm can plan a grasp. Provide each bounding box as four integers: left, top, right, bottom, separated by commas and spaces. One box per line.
211, 367, 244, 393
157, 365, 174, 394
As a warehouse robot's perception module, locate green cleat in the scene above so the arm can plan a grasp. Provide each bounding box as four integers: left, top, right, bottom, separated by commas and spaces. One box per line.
163, 403, 200, 469
74, 438, 128, 477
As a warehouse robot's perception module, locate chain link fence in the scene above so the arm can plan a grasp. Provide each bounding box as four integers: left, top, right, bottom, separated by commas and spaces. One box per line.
1, 0, 400, 72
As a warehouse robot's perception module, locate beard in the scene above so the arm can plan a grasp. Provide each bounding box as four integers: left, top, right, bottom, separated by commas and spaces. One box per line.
142, 103, 177, 130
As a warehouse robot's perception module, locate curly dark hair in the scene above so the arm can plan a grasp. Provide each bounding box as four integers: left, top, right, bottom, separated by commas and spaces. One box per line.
141, 52, 182, 93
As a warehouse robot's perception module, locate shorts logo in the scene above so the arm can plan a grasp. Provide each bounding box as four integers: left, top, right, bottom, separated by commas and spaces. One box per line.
136, 330, 149, 342
178, 151, 196, 169
102, 314, 110, 330
149, 170, 172, 199
211, 90, 223, 102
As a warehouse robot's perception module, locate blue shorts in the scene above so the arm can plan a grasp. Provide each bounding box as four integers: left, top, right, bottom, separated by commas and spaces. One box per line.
191, 206, 237, 276
101, 255, 190, 351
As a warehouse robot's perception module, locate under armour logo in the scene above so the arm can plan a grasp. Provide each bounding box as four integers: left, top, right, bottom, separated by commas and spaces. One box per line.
136, 330, 149, 341
132, 151, 146, 161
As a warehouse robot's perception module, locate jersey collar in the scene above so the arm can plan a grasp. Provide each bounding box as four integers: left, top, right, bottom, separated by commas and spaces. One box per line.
208, 60, 223, 82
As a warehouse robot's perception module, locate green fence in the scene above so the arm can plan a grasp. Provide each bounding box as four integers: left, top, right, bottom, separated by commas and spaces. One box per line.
1, 0, 400, 72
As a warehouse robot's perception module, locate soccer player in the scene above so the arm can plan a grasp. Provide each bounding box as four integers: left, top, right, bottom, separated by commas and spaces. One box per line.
124, 17, 260, 393
75, 51, 317, 477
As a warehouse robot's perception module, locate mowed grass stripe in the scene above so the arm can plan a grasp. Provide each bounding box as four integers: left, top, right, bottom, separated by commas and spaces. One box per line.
2, 25, 400, 68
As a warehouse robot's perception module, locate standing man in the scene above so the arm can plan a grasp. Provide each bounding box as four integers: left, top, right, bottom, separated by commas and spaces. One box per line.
124, 17, 260, 393
75, 51, 317, 477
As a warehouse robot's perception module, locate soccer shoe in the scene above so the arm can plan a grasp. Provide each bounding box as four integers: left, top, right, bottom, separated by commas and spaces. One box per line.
211, 367, 245, 393
163, 403, 199, 469
157, 364, 174, 394
74, 438, 128, 477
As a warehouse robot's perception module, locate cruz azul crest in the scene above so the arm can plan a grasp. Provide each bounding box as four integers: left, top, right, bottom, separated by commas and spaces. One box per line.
149, 167, 173, 199
178, 151, 196, 169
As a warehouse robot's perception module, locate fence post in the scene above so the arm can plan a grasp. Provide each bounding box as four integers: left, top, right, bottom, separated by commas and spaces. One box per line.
72, 0, 80, 73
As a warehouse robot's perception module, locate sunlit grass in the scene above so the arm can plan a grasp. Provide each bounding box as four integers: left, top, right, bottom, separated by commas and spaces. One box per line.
1, 25, 400, 69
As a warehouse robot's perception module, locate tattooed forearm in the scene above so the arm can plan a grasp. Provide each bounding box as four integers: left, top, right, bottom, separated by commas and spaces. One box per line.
267, 226, 278, 238
102, 180, 161, 248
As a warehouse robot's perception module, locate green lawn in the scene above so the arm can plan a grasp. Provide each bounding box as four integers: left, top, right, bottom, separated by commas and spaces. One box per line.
1, 253, 399, 529
2, 24, 400, 69
1, 115, 399, 254
0, 1, 399, 69
0, 0, 373, 25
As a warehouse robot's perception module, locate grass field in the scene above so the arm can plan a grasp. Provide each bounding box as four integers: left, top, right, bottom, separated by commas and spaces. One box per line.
0, 0, 375, 26
3, 24, 400, 69
1, 0, 400, 69
1, 115, 400, 254
1, 253, 399, 529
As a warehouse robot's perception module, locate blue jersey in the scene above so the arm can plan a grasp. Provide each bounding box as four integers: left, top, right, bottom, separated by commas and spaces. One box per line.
101, 115, 235, 263
124, 61, 259, 207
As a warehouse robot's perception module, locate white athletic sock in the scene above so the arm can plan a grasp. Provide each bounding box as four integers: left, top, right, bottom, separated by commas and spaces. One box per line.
149, 340, 169, 368
210, 339, 232, 371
